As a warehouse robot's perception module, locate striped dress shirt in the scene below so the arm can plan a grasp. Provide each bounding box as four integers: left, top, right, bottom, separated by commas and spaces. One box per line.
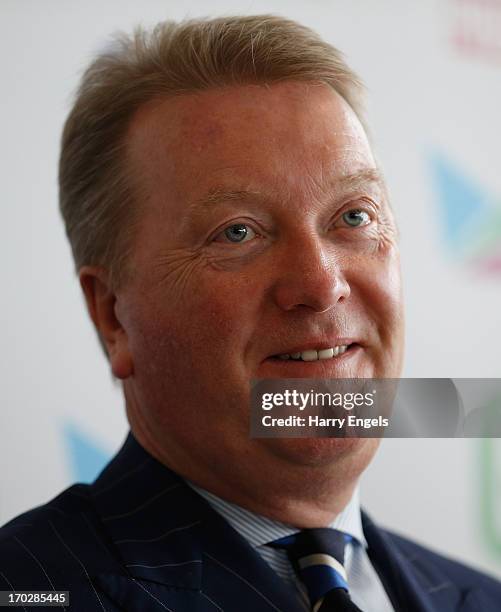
187, 483, 395, 612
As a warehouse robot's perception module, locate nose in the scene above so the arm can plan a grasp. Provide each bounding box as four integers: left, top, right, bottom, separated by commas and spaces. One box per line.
271, 233, 351, 313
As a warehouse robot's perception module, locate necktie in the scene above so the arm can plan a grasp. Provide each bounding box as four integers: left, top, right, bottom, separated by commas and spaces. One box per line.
269, 528, 364, 612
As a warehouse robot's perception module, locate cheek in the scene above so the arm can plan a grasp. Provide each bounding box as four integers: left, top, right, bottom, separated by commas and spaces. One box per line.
128, 270, 262, 378
358, 253, 405, 377
350, 248, 404, 338
372, 264, 403, 323
366, 245, 402, 312
182, 273, 263, 344
124, 276, 260, 436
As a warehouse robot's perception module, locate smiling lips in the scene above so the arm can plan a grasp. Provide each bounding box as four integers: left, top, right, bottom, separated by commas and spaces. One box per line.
271, 344, 354, 362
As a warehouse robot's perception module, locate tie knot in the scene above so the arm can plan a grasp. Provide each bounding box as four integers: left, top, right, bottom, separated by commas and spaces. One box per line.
269, 527, 348, 566
269, 528, 352, 609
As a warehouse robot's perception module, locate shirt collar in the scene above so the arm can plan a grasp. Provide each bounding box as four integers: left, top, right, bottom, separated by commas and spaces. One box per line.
186, 481, 367, 550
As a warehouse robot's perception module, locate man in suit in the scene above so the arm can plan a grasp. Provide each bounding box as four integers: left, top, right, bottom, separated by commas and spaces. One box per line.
1, 14, 500, 611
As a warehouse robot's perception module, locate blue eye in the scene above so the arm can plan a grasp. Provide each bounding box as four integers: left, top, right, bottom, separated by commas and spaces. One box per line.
342, 209, 371, 227
217, 223, 257, 243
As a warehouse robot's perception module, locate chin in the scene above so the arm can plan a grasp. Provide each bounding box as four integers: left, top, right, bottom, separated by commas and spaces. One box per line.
262, 436, 379, 469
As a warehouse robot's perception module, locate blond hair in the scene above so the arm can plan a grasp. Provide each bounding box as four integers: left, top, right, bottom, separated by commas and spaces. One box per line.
59, 14, 365, 292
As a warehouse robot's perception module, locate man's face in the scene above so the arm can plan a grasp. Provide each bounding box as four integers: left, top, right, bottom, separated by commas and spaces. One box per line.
115, 81, 404, 475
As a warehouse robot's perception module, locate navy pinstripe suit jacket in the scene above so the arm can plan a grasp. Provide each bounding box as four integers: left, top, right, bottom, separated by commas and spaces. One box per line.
1, 432, 501, 611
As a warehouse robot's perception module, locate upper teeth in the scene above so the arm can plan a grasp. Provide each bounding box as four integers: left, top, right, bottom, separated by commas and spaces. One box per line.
277, 345, 349, 361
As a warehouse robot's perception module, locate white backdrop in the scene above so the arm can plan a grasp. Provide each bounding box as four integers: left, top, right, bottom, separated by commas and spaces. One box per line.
2, 0, 501, 580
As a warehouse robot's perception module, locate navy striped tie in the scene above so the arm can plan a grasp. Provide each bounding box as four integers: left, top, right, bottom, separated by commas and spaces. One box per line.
269, 528, 364, 611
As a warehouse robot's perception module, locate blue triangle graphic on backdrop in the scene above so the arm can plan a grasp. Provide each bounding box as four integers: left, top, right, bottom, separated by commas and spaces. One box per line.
63, 423, 111, 483
428, 151, 490, 253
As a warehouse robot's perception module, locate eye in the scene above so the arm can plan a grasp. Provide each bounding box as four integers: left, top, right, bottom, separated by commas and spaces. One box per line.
214, 223, 257, 243
341, 209, 371, 227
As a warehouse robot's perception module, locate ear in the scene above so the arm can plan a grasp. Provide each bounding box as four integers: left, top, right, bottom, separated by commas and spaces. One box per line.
79, 266, 133, 379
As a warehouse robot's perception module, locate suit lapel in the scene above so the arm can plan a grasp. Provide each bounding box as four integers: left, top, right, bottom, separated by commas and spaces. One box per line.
362, 512, 482, 612
90, 433, 303, 611
197, 499, 303, 611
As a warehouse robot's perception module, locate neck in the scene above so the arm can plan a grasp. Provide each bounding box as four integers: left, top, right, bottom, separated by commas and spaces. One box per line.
193, 467, 359, 528
131, 416, 375, 527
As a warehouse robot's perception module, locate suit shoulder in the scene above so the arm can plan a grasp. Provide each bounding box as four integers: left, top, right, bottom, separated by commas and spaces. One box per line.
385, 528, 501, 594
0, 484, 93, 535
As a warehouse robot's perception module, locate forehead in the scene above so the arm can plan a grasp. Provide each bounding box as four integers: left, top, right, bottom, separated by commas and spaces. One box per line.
126, 81, 376, 211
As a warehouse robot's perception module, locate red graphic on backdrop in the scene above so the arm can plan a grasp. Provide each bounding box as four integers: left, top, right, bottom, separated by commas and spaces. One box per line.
451, 0, 501, 63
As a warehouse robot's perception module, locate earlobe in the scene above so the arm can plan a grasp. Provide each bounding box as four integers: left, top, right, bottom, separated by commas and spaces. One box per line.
79, 266, 134, 379
109, 330, 134, 379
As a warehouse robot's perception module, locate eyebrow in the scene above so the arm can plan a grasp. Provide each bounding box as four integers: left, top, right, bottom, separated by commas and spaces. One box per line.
188, 168, 385, 212
190, 188, 262, 210
338, 167, 385, 192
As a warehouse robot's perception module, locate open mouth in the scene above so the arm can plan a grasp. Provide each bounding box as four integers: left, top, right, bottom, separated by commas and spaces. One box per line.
269, 343, 358, 362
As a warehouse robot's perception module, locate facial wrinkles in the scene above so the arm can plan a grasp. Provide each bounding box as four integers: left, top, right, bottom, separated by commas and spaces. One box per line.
148, 247, 215, 305
156, 188, 393, 304
140, 190, 396, 329
278, 136, 379, 221
376, 214, 398, 255
277, 136, 369, 197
